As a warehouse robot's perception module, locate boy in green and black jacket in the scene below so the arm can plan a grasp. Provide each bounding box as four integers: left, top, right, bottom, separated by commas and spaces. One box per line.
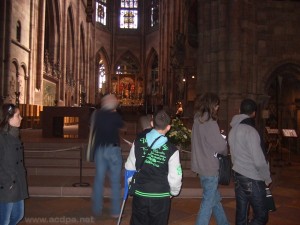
125, 110, 182, 225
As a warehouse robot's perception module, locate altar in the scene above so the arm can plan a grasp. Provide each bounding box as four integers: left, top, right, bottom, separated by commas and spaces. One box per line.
41, 106, 94, 139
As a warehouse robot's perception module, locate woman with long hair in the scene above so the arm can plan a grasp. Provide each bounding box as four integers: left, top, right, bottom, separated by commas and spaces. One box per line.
191, 93, 230, 225
0, 104, 28, 225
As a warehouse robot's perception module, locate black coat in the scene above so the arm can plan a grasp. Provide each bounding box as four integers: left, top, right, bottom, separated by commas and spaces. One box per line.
0, 132, 29, 202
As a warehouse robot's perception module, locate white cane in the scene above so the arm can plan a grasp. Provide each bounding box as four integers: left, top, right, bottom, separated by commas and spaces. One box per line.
118, 169, 135, 225
117, 199, 126, 225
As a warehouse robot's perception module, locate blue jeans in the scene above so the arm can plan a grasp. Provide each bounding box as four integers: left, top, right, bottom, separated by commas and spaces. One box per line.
234, 172, 268, 225
0, 200, 24, 225
92, 145, 122, 216
195, 175, 229, 225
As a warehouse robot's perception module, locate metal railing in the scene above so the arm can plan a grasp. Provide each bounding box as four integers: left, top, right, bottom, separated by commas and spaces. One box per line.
24, 145, 90, 187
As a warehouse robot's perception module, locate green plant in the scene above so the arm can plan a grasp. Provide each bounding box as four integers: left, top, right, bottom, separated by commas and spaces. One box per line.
166, 118, 191, 149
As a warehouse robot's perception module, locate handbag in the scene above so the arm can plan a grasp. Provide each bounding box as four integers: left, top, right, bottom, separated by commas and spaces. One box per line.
265, 187, 276, 212
214, 153, 231, 185
128, 135, 163, 196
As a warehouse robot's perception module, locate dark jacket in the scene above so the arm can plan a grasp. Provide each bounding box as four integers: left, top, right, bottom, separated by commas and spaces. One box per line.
0, 132, 29, 202
125, 130, 182, 197
86, 109, 123, 162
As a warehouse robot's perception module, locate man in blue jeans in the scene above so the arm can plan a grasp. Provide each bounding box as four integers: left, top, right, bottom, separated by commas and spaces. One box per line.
87, 94, 124, 218
228, 99, 272, 225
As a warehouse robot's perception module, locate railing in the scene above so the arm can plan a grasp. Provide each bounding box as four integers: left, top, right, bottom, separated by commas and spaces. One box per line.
24, 145, 90, 187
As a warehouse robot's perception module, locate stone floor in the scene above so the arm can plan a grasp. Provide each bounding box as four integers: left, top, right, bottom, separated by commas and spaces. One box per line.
18, 151, 300, 225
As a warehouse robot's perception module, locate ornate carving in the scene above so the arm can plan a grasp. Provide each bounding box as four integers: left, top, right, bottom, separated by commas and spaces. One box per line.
170, 31, 186, 69
86, 0, 94, 23
43, 50, 61, 80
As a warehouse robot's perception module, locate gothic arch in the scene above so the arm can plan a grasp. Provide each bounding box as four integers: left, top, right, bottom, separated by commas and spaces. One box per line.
45, 0, 61, 62
11, 58, 19, 72
264, 61, 300, 92
263, 62, 300, 137
20, 62, 27, 77
115, 51, 141, 73
96, 47, 110, 72
19, 63, 27, 104
95, 47, 110, 95
114, 51, 142, 102
145, 48, 158, 96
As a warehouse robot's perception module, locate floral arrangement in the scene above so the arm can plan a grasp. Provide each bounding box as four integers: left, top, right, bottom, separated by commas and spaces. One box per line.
166, 118, 192, 150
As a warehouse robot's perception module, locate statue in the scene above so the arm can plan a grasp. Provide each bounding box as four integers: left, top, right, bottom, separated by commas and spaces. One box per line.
170, 31, 186, 68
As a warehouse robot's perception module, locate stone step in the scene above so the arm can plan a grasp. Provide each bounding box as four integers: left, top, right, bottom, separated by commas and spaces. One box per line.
26, 175, 235, 198
24, 142, 192, 176
21, 128, 206, 199
26, 163, 195, 177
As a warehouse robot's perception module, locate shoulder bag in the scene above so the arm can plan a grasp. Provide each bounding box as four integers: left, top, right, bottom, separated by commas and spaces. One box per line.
128, 135, 162, 196
214, 153, 231, 185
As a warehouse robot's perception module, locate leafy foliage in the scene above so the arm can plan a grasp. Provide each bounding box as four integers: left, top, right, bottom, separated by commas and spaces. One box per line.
166, 118, 191, 149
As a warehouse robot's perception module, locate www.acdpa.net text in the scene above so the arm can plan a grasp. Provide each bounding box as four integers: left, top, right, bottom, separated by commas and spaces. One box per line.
23, 216, 95, 224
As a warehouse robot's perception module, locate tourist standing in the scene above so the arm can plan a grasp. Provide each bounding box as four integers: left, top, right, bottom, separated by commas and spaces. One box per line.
228, 99, 272, 225
191, 93, 230, 225
125, 110, 182, 225
89, 94, 124, 218
0, 104, 28, 225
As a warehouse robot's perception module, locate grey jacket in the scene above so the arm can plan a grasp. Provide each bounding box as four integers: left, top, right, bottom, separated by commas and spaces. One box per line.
228, 114, 272, 185
191, 113, 228, 176
0, 132, 29, 202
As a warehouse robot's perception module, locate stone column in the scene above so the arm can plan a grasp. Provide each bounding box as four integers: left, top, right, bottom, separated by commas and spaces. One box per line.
2, 0, 12, 99
35, 0, 46, 91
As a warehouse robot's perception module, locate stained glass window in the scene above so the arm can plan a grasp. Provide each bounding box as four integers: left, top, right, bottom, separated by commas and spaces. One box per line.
96, 0, 107, 25
150, 0, 159, 27
98, 59, 106, 93
120, 0, 138, 29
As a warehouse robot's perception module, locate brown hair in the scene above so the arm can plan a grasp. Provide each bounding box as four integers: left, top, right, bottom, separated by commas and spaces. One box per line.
153, 110, 171, 130
194, 92, 220, 123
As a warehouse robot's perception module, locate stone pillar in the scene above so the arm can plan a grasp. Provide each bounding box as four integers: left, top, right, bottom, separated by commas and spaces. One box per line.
2, 0, 12, 99
36, 0, 46, 91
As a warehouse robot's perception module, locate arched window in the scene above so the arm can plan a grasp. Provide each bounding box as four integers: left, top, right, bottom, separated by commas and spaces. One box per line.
150, 0, 159, 27
16, 21, 21, 42
98, 59, 106, 93
115, 53, 139, 100
96, 0, 107, 25
120, 0, 138, 29
151, 54, 158, 95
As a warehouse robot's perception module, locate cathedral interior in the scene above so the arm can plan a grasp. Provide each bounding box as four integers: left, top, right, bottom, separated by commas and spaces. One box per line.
1, 0, 300, 152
